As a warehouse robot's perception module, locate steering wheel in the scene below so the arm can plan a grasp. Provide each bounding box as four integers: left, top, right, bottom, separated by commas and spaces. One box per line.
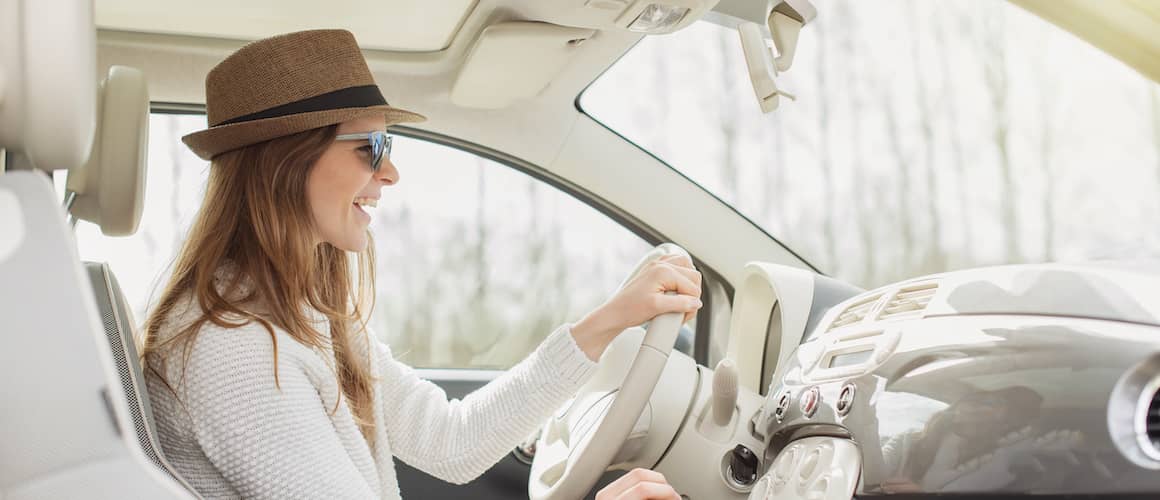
528, 243, 690, 500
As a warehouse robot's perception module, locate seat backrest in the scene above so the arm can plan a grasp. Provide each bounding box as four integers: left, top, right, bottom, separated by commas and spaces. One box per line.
0, 174, 192, 500
84, 262, 201, 497
1, 0, 194, 497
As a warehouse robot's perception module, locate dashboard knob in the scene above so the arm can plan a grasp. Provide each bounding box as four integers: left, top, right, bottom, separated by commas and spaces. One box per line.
729, 444, 760, 486
800, 387, 820, 418
774, 391, 791, 422
836, 383, 856, 416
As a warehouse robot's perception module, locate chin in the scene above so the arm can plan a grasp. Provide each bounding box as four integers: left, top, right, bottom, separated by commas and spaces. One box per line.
321, 232, 367, 252
337, 236, 368, 252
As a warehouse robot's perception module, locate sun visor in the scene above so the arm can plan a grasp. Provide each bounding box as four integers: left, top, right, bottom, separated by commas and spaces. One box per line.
451, 22, 595, 109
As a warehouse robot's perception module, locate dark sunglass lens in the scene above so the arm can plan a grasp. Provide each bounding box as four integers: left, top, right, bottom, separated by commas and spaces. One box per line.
370, 133, 384, 172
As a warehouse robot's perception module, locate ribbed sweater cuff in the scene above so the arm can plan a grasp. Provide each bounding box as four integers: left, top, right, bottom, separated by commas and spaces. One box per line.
538, 323, 599, 387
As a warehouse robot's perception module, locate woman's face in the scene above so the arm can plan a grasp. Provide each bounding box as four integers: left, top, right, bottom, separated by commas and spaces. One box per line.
307, 116, 400, 251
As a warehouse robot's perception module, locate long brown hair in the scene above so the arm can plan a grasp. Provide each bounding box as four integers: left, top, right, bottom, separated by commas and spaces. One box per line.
141, 125, 379, 445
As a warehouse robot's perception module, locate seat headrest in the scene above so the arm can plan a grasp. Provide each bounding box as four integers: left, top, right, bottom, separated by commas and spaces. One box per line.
0, 0, 98, 172
66, 66, 150, 237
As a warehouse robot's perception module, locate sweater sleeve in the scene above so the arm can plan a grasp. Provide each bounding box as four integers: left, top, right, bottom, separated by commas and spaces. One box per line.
179, 324, 379, 499
374, 323, 598, 484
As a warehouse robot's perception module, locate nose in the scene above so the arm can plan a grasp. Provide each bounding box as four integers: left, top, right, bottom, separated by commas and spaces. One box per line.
377, 156, 400, 186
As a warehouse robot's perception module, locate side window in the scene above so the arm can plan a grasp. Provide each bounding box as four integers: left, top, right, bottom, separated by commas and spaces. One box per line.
369, 136, 656, 369
66, 113, 209, 326
72, 113, 673, 370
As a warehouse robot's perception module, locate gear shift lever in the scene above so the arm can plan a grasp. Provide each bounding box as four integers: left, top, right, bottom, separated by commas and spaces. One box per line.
712, 358, 738, 426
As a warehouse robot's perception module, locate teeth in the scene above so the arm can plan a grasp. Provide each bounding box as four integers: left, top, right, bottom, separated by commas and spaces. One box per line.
354, 197, 378, 208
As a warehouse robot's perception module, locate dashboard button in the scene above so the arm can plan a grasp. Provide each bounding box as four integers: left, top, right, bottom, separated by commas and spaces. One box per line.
836, 383, 855, 416
800, 387, 820, 418
774, 391, 791, 422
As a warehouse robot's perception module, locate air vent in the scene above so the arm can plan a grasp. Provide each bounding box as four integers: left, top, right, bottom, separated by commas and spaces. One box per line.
1110, 360, 1160, 468
1146, 387, 1160, 456
878, 282, 938, 321
828, 294, 882, 331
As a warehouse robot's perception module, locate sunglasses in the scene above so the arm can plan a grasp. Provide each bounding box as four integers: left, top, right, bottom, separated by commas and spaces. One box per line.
335, 131, 393, 173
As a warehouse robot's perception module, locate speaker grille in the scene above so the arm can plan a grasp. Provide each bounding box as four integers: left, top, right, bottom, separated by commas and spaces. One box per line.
86, 263, 193, 492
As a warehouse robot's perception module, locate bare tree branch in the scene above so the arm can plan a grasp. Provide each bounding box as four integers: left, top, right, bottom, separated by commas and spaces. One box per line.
813, 17, 839, 272
979, 8, 1022, 262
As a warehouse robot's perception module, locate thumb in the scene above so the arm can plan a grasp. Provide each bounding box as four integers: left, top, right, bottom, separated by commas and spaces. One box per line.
656, 293, 702, 316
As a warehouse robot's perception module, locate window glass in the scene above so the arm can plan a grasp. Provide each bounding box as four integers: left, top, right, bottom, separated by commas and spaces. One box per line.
582, 0, 1160, 288
364, 136, 654, 368
66, 114, 209, 322
71, 114, 655, 369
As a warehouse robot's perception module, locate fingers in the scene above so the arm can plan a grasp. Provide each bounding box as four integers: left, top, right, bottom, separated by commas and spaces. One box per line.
620, 481, 681, 500
658, 253, 693, 268
656, 292, 702, 323
653, 256, 701, 288
672, 292, 700, 324
643, 261, 702, 324
670, 265, 702, 289
653, 265, 701, 299
654, 255, 701, 324
597, 469, 675, 500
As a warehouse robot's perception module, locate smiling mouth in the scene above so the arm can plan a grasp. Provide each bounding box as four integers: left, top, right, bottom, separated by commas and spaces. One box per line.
353, 198, 377, 220
353, 197, 379, 208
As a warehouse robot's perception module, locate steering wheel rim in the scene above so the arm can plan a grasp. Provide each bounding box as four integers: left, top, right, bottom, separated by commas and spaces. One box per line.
528, 243, 690, 500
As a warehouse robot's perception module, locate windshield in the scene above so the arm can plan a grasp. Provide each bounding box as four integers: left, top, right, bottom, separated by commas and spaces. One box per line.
581, 0, 1160, 288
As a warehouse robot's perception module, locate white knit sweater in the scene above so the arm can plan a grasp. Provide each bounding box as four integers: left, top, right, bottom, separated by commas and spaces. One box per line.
145, 281, 597, 499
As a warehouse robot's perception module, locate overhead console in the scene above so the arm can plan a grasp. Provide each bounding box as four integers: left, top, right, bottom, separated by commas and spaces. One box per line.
451, 0, 721, 108
529, 0, 722, 35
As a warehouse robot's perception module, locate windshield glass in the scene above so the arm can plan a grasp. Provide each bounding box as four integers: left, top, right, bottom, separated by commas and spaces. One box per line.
582, 0, 1160, 288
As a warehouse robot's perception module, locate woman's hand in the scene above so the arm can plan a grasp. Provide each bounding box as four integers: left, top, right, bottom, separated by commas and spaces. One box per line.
595, 468, 681, 500
572, 254, 702, 361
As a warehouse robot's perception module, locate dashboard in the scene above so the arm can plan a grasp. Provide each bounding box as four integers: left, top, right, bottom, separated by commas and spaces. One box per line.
655, 261, 1160, 499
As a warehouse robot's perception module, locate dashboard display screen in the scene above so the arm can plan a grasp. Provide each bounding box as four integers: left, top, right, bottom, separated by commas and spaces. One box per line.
828, 349, 874, 368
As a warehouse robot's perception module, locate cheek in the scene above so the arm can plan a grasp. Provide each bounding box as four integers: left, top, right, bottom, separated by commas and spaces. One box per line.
306, 169, 336, 225
308, 155, 370, 227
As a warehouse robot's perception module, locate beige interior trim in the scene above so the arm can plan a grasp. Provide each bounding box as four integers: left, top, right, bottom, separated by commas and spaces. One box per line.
452, 22, 595, 109
95, 0, 478, 52
1011, 0, 1160, 83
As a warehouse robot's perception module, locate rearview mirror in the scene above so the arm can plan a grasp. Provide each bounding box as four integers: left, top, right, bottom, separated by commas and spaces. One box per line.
738, 0, 815, 113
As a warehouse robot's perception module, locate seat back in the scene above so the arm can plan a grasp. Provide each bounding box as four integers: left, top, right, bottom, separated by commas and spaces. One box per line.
1, 0, 194, 497
84, 262, 201, 497
0, 174, 192, 500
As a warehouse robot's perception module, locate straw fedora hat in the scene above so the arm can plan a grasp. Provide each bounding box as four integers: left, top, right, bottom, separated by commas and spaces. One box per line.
182, 29, 426, 160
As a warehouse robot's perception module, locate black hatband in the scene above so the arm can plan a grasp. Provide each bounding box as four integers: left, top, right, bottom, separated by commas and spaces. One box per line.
216, 85, 387, 126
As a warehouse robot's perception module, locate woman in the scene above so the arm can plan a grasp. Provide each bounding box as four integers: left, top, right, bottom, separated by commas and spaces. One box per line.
141, 29, 699, 500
